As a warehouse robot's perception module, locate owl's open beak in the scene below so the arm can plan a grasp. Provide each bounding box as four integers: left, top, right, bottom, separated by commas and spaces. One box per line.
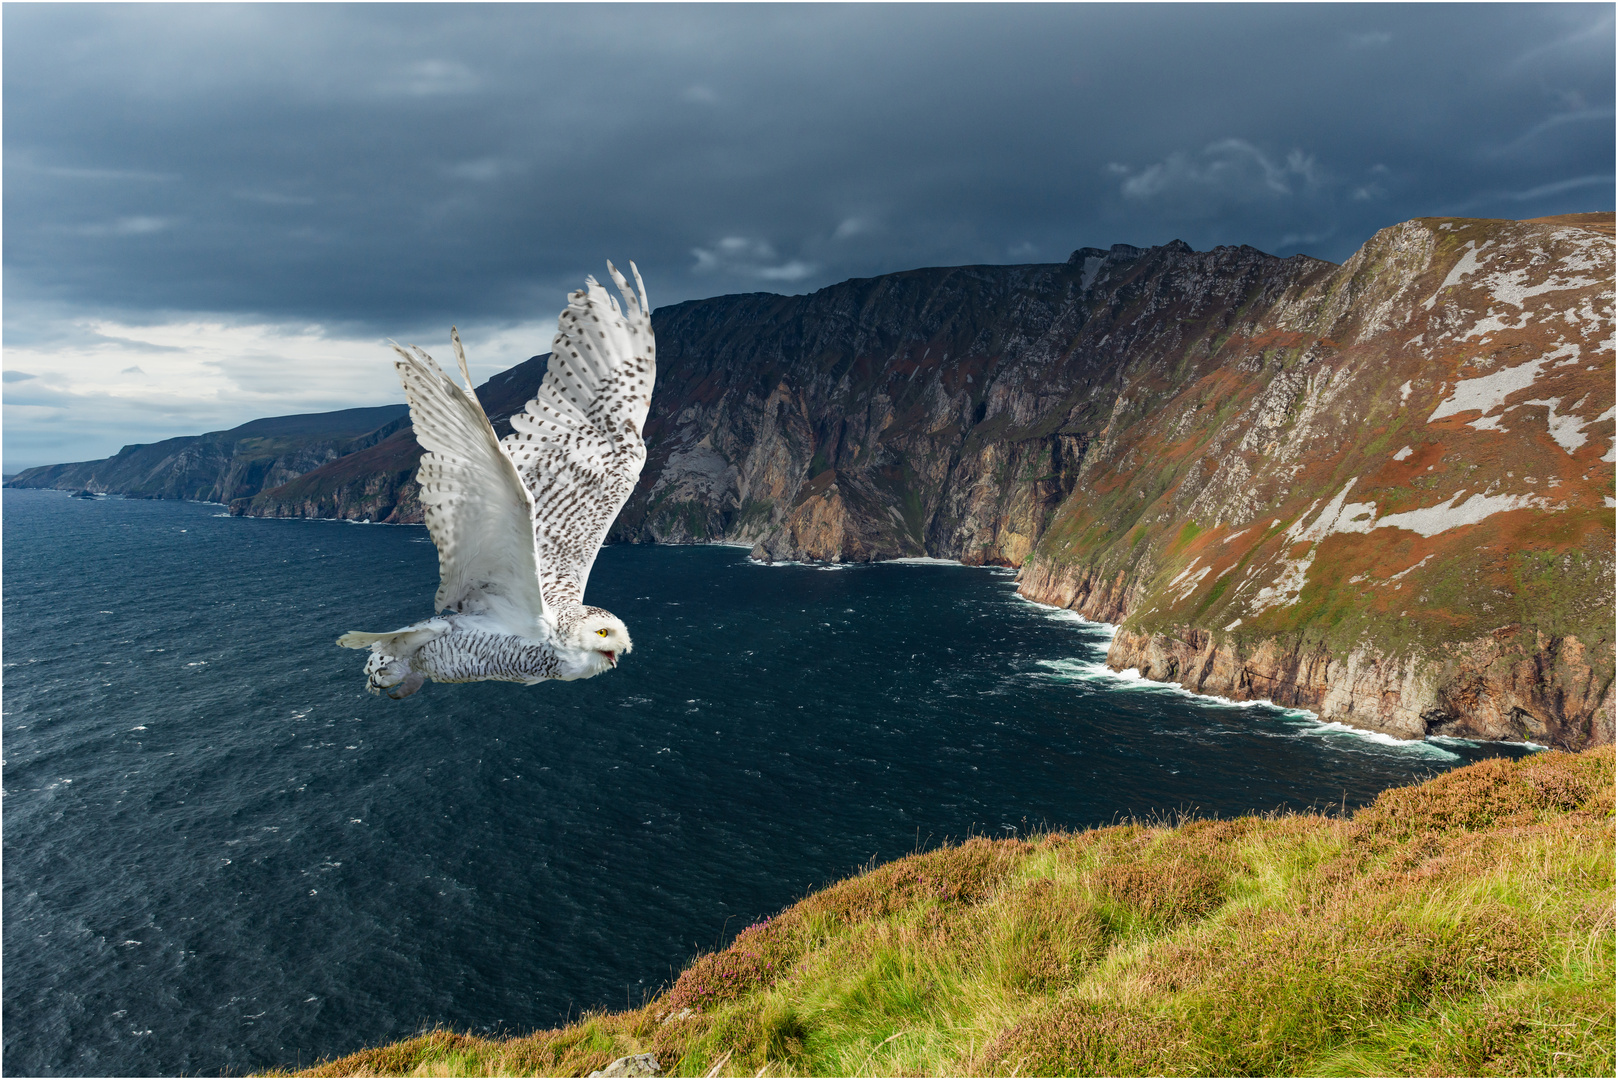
599, 650, 618, 668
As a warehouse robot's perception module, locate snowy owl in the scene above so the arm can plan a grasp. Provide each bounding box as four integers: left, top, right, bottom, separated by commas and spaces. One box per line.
337, 262, 654, 698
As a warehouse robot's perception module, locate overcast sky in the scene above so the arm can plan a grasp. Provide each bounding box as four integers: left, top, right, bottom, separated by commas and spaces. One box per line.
4, 3, 1613, 471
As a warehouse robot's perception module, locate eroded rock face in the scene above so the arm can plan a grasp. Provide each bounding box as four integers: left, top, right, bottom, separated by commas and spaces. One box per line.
612, 244, 1331, 568
1104, 626, 1615, 750
620, 213, 1612, 747
1017, 213, 1614, 749
68, 212, 1610, 747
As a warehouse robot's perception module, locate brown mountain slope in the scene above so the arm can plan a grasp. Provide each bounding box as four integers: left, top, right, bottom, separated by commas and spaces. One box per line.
1528, 211, 1615, 237
1020, 215, 1613, 748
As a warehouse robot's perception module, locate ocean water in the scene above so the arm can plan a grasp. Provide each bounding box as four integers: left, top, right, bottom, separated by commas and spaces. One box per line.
1, 488, 1535, 1076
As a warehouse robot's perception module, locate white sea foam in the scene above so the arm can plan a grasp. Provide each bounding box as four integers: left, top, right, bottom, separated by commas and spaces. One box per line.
1432, 734, 1547, 751
1013, 592, 1118, 636
1043, 657, 1312, 714
1018, 595, 1467, 756
750, 554, 998, 570
1291, 718, 1457, 755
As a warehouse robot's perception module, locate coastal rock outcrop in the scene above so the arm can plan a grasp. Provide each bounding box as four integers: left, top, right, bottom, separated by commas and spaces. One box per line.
1015, 213, 1614, 749
12, 213, 1611, 748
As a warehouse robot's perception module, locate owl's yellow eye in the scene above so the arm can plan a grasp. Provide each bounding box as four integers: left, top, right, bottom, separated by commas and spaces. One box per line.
597, 628, 609, 637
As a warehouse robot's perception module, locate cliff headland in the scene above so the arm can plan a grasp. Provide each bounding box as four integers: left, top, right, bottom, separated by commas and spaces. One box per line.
11, 213, 1613, 748
277, 746, 1616, 1077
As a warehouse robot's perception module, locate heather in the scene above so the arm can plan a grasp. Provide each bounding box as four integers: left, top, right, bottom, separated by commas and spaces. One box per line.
279, 746, 1614, 1077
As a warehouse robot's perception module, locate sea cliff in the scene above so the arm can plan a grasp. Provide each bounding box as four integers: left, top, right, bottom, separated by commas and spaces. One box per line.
5, 405, 409, 505
624, 211, 1613, 748
10, 213, 1612, 748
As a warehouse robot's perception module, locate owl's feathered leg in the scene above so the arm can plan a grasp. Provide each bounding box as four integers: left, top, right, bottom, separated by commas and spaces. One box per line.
338, 620, 448, 698
387, 671, 426, 699
363, 650, 425, 697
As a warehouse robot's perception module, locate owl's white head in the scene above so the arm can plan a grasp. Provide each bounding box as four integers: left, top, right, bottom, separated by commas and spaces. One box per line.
568, 607, 633, 670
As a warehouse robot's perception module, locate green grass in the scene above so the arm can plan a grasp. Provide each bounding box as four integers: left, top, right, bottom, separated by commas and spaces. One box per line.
277, 747, 1615, 1077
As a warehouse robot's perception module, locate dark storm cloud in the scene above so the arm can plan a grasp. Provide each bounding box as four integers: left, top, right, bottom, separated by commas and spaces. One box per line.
5, 2, 1611, 335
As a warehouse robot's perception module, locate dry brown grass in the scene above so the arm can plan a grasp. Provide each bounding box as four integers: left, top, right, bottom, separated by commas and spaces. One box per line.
1352, 748, 1614, 839
797, 836, 1031, 925
666, 913, 809, 1012
968, 998, 1192, 1077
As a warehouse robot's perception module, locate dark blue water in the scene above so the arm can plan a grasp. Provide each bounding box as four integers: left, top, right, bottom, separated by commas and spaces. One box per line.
1, 488, 1533, 1076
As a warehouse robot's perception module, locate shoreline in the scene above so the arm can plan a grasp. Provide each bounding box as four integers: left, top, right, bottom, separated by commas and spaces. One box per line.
1008, 588, 1551, 754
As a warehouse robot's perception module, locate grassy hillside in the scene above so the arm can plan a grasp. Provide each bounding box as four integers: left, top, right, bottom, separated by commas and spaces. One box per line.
278, 747, 1614, 1077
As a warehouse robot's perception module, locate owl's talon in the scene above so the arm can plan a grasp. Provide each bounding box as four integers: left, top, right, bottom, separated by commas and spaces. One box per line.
386, 672, 426, 699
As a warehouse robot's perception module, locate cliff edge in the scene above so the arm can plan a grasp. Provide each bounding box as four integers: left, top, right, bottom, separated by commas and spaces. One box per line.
279, 747, 1616, 1078
613, 212, 1613, 747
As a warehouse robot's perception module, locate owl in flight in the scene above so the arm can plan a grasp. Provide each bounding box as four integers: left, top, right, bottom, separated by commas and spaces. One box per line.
338, 262, 654, 699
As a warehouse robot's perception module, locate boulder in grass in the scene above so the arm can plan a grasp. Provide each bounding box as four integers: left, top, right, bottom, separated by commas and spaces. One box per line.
589, 1052, 662, 1077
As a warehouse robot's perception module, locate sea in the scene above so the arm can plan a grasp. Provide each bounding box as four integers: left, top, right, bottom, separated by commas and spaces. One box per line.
0, 488, 1537, 1076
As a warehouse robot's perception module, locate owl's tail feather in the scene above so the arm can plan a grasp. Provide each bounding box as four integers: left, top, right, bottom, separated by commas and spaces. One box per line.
336, 621, 445, 653
336, 630, 394, 648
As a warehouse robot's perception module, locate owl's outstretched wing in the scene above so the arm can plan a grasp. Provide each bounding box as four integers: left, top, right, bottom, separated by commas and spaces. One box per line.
393, 334, 549, 633
500, 261, 655, 611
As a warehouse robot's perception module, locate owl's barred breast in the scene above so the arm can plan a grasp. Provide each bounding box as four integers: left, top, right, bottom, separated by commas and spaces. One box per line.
413, 624, 564, 685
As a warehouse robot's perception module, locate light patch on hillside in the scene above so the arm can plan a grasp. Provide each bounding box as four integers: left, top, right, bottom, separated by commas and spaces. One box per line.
1289, 478, 1376, 542
1171, 564, 1212, 604
1429, 343, 1579, 423
1598, 406, 1618, 463
1425, 232, 1610, 317
1519, 398, 1594, 454
1461, 309, 1530, 340
1249, 551, 1314, 614
650, 440, 739, 501
1387, 554, 1435, 582
1167, 557, 1202, 588
1487, 264, 1608, 308
1422, 240, 1489, 310
1373, 490, 1550, 537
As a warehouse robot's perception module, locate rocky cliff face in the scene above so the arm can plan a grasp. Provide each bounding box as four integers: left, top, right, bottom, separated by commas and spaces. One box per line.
225, 355, 550, 521
1015, 213, 1614, 749
611, 242, 1337, 562
16, 214, 1611, 748
612, 213, 1613, 748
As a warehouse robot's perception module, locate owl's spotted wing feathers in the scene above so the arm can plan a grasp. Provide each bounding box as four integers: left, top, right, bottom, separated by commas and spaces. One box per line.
501, 261, 654, 610
393, 342, 548, 633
